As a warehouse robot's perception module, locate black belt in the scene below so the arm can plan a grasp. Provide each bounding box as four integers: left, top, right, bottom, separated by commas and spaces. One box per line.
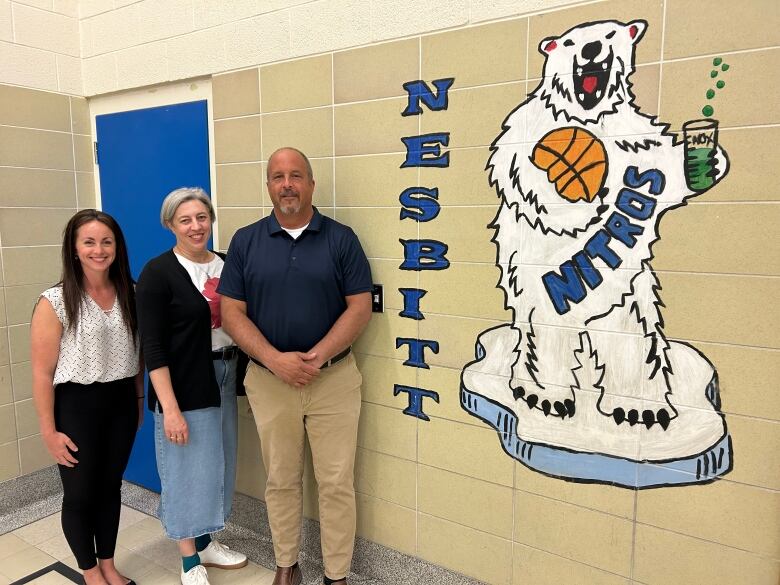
212, 346, 239, 360
251, 347, 351, 371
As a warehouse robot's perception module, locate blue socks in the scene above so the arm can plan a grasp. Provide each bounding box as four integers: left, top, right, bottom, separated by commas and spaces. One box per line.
182, 535, 211, 573
194, 534, 212, 552
182, 553, 200, 573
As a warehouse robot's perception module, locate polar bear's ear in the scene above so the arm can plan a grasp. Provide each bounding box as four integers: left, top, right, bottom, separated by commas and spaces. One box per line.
626, 20, 647, 44
539, 36, 559, 55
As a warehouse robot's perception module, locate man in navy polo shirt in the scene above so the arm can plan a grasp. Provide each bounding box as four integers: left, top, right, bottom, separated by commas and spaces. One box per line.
219, 147, 372, 585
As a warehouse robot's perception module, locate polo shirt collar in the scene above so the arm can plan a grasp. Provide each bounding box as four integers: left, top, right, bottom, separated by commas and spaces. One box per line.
267, 207, 323, 236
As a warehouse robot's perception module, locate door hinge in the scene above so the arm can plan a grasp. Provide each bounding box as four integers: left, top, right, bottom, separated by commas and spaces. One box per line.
94, 141, 99, 165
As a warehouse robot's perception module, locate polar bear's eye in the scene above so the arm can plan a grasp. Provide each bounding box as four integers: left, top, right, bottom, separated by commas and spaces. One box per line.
564, 39, 574, 47
606, 31, 616, 39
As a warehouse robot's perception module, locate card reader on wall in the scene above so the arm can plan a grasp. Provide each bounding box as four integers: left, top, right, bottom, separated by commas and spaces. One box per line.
372, 284, 384, 313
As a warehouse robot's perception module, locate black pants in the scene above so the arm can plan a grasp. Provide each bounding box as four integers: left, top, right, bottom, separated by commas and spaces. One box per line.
54, 378, 138, 570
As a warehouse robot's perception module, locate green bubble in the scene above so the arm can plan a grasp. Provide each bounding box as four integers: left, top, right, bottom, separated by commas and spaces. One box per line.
721, 63, 729, 71
713, 57, 722, 66
716, 80, 725, 88
702, 105, 714, 117
706, 89, 715, 99
711, 70, 718, 78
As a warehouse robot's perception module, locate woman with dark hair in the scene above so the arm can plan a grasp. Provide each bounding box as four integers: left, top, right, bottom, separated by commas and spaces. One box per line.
31, 209, 142, 585
136, 187, 246, 585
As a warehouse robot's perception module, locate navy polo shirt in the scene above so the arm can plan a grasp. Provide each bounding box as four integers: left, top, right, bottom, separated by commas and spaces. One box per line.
218, 208, 373, 353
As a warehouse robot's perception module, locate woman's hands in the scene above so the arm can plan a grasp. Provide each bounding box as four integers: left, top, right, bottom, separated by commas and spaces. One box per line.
164, 408, 189, 445
43, 430, 78, 467
148, 367, 187, 445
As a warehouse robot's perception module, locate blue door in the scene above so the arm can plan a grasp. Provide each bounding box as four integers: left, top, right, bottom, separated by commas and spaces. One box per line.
96, 100, 211, 492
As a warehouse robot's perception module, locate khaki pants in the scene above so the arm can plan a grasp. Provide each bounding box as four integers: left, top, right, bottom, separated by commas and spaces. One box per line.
244, 353, 362, 580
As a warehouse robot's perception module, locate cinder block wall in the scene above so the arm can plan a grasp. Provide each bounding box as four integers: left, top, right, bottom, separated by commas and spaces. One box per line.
0, 1, 81, 93
0, 85, 94, 481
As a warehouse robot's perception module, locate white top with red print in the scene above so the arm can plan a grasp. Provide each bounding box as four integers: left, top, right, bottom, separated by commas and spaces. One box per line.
174, 252, 234, 351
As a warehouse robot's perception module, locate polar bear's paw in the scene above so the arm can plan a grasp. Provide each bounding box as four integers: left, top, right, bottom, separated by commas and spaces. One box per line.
596, 394, 677, 430
511, 382, 576, 418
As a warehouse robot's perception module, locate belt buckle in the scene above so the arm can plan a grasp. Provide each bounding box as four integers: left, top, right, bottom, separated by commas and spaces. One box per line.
322, 347, 350, 369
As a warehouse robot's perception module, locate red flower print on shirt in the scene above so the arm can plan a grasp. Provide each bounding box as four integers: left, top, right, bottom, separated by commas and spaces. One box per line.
202, 277, 222, 329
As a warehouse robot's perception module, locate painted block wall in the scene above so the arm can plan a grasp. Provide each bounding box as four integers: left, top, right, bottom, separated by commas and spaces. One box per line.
211, 1, 779, 584
0, 82, 94, 482
0, 0, 81, 94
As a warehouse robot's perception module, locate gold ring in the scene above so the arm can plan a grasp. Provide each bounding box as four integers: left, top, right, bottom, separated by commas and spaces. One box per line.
170, 435, 175, 440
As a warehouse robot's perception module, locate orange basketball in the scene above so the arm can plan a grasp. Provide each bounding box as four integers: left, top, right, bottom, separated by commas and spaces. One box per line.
531, 127, 608, 202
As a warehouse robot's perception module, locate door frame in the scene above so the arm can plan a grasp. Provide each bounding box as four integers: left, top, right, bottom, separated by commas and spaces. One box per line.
88, 77, 221, 245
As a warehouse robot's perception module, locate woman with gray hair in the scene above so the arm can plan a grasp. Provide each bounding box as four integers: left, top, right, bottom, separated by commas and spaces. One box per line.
136, 187, 246, 585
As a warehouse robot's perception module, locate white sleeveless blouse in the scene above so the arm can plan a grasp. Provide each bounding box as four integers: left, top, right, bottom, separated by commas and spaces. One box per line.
40, 285, 139, 385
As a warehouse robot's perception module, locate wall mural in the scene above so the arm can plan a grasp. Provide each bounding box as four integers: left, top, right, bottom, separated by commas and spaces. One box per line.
393, 19, 733, 488
455, 19, 734, 488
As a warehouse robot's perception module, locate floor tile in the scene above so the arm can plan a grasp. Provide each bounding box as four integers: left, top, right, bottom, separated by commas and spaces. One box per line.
115, 517, 165, 550
0, 533, 31, 561
117, 505, 150, 531
13, 512, 61, 546
250, 566, 276, 585
113, 544, 167, 579
133, 536, 184, 572
208, 563, 271, 585
0, 546, 56, 580
36, 533, 72, 561
134, 564, 179, 585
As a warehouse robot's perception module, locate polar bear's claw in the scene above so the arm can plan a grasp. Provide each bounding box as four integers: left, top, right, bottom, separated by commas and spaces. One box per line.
656, 408, 671, 430
609, 406, 672, 430
517, 393, 576, 419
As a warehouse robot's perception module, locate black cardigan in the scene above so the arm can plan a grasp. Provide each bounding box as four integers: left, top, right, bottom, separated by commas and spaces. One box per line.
136, 249, 224, 413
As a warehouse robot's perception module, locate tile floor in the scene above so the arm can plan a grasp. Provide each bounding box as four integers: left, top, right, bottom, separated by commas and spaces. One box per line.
0, 506, 275, 585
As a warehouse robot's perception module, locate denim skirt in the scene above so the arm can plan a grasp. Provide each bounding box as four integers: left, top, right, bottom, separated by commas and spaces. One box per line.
154, 355, 238, 540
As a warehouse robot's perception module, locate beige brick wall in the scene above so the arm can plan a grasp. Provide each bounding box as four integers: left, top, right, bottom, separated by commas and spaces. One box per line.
0, 82, 94, 482
212, 1, 779, 583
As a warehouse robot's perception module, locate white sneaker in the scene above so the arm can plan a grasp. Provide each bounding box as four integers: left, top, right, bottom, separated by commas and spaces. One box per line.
199, 540, 248, 570
181, 564, 210, 585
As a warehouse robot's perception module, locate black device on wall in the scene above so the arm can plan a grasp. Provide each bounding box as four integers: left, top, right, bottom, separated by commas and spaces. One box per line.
372, 284, 384, 313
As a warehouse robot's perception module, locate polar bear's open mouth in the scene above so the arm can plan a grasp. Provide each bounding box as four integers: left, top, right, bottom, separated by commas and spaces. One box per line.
573, 49, 613, 110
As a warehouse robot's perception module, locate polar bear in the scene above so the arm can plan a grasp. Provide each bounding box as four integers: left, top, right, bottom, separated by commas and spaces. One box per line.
488, 20, 728, 429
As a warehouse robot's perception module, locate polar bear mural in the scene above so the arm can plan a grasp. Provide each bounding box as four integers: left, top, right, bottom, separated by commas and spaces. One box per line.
460, 19, 733, 488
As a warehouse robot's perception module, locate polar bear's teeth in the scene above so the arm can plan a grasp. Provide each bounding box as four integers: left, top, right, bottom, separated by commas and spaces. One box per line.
596, 90, 602, 99
578, 92, 585, 101
601, 62, 607, 70
577, 67, 583, 75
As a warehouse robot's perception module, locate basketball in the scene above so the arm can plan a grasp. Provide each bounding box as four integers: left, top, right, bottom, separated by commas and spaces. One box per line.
531, 127, 608, 202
